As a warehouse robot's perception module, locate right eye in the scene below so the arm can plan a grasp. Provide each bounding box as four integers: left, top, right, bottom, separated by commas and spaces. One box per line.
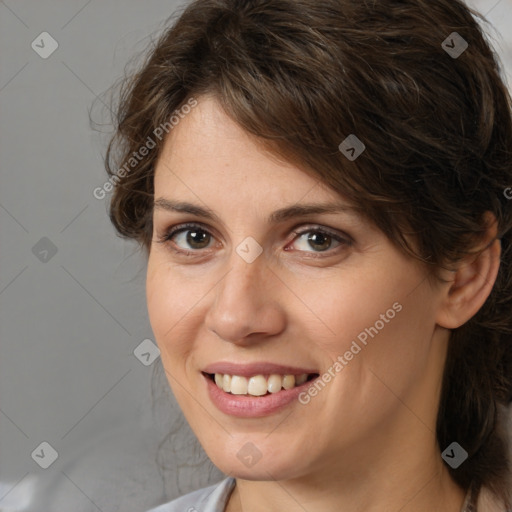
155, 223, 216, 254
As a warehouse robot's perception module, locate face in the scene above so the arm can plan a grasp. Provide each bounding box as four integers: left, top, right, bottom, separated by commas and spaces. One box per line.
146, 95, 450, 483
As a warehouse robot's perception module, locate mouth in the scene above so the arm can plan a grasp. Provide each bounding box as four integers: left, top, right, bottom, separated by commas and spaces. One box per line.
201, 362, 321, 416
202, 372, 320, 397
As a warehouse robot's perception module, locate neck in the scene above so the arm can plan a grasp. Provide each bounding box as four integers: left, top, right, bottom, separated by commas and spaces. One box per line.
226, 431, 466, 512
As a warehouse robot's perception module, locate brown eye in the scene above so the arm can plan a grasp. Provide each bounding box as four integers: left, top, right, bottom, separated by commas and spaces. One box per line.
291, 228, 350, 254
157, 223, 214, 252
304, 232, 333, 251
180, 228, 211, 249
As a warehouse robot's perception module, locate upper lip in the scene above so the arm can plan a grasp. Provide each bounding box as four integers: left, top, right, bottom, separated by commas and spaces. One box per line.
202, 362, 318, 377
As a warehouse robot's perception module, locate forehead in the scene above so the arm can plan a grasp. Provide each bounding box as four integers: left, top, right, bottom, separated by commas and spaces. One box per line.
153, 96, 348, 207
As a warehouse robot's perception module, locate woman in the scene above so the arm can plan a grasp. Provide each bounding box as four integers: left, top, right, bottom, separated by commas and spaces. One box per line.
103, 0, 512, 510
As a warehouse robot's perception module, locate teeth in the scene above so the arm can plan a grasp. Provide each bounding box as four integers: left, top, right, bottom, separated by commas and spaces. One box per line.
222, 374, 231, 393
267, 374, 282, 393
230, 375, 248, 395
213, 373, 310, 396
282, 375, 296, 389
295, 374, 308, 385
248, 375, 267, 396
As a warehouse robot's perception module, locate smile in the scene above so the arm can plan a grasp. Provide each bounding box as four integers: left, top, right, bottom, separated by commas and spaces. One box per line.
201, 362, 320, 416
207, 372, 318, 396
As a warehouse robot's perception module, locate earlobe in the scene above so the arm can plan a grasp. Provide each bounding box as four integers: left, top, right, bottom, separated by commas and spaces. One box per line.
436, 215, 501, 330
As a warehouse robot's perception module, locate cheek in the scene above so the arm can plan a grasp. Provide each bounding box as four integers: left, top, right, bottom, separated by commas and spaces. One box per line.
290, 272, 401, 350
146, 262, 171, 338
146, 261, 198, 364
297, 265, 435, 373
298, 279, 439, 443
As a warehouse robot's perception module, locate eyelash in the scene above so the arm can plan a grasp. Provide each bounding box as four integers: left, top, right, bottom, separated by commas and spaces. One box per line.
155, 222, 352, 258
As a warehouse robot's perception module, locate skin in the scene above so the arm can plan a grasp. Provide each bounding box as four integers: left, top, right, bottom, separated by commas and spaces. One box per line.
146, 95, 501, 512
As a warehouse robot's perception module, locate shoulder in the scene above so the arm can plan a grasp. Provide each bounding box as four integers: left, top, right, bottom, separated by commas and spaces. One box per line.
145, 477, 235, 512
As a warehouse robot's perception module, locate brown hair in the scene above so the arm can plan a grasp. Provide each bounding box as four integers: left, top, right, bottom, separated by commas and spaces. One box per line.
103, 0, 512, 504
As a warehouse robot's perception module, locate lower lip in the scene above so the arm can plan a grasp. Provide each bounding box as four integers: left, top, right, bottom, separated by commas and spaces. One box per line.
203, 373, 316, 417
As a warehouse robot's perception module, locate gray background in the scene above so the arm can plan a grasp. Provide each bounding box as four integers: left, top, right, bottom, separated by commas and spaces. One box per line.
0, 1, 511, 511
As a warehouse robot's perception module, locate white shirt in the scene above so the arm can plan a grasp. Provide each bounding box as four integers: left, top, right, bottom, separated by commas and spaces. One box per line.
145, 478, 510, 512
145, 477, 235, 512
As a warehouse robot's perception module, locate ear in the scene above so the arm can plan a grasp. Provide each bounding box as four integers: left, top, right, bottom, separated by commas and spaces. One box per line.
436, 212, 501, 329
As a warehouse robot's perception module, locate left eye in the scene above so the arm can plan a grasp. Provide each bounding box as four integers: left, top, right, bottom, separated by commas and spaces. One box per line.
291, 229, 346, 252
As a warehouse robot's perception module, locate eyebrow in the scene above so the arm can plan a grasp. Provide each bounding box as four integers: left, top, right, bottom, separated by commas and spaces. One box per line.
153, 198, 358, 224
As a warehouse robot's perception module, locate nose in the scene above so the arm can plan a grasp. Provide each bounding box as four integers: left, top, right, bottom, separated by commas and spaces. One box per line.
204, 249, 286, 345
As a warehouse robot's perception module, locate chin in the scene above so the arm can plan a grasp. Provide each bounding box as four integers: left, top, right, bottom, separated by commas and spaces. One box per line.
204, 442, 308, 482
